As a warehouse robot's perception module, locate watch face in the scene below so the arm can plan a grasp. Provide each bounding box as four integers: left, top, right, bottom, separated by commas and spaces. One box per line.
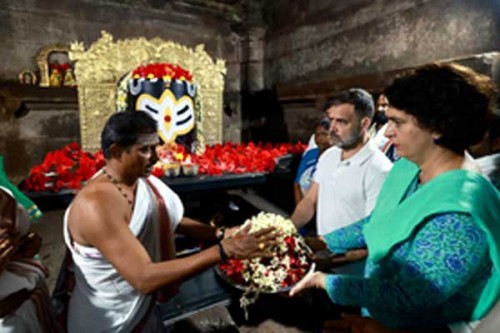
217, 227, 225, 240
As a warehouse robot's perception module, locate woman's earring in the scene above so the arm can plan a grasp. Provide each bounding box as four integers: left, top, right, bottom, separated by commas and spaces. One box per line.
432, 136, 441, 144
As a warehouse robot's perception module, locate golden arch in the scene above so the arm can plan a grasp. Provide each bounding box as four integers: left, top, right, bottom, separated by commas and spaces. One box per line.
70, 31, 226, 152
36, 44, 70, 87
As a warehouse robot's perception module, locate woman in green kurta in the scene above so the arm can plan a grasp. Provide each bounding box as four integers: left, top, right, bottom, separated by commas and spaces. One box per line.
290, 63, 500, 331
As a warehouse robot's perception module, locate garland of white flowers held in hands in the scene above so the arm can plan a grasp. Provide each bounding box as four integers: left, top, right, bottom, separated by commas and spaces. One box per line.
218, 212, 314, 319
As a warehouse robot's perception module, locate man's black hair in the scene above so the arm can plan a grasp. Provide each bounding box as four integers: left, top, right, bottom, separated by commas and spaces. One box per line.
322, 88, 375, 120
101, 111, 157, 159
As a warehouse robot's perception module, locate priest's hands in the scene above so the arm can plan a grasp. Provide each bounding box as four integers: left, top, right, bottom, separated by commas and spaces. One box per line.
223, 226, 240, 239
221, 223, 277, 259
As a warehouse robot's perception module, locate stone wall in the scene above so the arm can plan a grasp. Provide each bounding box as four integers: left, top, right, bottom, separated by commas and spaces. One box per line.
0, 0, 243, 82
0, 89, 80, 184
0, 0, 245, 182
262, 0, 500, 143
277, 52, 500, 144
1, 0, 499, 181
263, 0, 500, 86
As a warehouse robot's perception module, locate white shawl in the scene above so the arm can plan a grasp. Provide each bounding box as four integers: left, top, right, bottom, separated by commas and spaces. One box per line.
64, 175, 183, 332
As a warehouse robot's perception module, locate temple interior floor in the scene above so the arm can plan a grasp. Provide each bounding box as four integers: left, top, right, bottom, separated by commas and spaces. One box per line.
30, 209, 66, 294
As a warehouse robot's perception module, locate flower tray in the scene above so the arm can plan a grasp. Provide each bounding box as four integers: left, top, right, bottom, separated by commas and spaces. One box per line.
215, 261, 315, 294
214, 213, 314, 318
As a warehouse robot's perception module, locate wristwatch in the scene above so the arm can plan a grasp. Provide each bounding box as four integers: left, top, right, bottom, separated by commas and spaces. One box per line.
215, 226, 226, 241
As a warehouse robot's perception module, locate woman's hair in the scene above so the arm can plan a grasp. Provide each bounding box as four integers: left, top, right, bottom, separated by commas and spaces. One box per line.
101, 111, 157, 159
385, 63, 496, 153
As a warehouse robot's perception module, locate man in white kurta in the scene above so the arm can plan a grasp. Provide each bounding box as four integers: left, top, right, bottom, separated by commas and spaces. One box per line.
291, 89, 392, 236
314, 141, 391, 235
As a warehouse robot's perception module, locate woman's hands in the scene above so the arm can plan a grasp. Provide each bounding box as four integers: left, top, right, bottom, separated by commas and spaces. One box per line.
289, 270, 326, 296
330, 249, 368, 265
221, 223, 277, 259
304, 236, 367, 268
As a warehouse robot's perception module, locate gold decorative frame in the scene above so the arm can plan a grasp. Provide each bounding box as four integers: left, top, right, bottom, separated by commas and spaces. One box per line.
18, 70, 37, 85
70, 31, 226, 152
36, 44, 70, 87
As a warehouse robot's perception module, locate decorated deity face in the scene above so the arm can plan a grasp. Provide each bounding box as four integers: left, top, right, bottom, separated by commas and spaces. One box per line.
120, 63, 198, 152
137, 89, 195, 143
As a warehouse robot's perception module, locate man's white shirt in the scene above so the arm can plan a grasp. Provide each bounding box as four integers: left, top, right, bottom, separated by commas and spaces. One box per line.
313, 140, 392, 235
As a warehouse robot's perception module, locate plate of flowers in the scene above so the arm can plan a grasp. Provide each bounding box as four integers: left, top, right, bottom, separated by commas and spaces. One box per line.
215, 212, 315, 317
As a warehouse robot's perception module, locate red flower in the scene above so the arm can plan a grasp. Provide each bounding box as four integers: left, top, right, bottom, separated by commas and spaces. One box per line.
219, 259, 246, 284
131, 63, 193, 81
49, 63, 62, 71
284, 236, 296, 247
93, 150, 106, 170
75, 154, 98, 180
23, 143, 106, 192
22, 173, 50, 192
60, 63, 71, 71
151, 167, 164, 178
220, 233, 311, 289
172, 141, 306, 176
24, 141, 307, 191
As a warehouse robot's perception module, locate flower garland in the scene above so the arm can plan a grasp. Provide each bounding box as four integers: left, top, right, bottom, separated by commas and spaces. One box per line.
218, 212, 312, 318
131, 63, 193, 81
116, 63, 196, 112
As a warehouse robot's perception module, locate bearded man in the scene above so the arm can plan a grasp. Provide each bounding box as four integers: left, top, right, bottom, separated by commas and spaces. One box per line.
291, 89, 392, 236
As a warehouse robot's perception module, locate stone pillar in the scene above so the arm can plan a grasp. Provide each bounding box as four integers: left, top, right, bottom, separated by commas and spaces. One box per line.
239, 0, 266, 93
242, 26, 266, 92
222, 31, 243, 143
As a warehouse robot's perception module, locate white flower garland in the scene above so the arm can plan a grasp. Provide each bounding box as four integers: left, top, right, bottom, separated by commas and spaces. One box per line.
220, 212, 313, 319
